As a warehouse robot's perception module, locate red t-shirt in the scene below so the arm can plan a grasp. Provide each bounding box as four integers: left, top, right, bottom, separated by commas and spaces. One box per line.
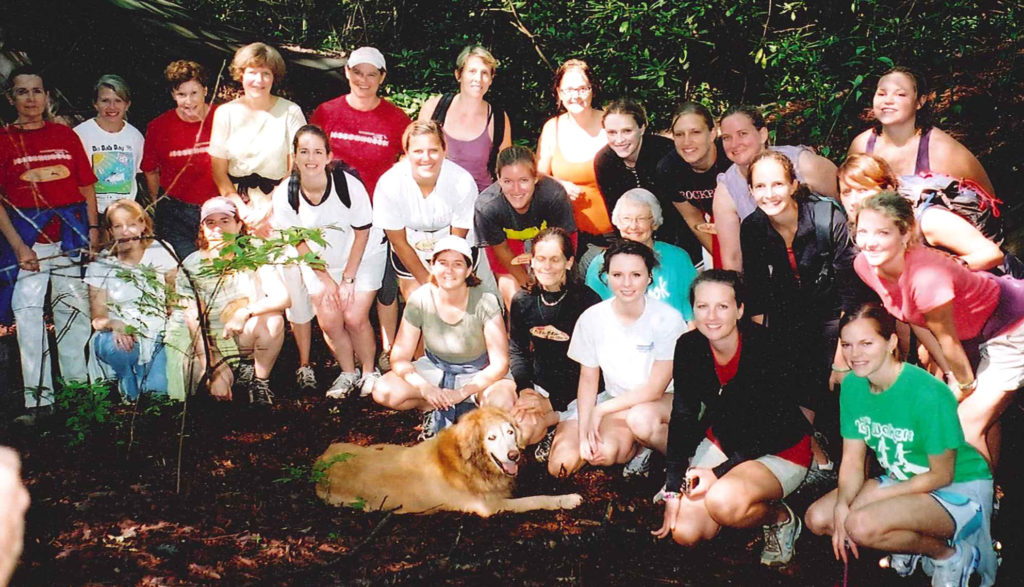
855, 246, 999, 340
309, 95, 410, 198
140, 106, 219, 205
712, 334, 742, 386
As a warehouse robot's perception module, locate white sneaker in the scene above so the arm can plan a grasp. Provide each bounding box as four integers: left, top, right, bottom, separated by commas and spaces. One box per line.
623, 447, 653, 478
761, 501, 801, 566
887, 553, 922, 577
359, 370, 381, 397
930, 543, 979, 587
324, 372, 360, 399
295, 365, 317, 392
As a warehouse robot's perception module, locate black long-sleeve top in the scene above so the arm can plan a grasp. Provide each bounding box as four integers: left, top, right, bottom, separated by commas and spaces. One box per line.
509, 284, 602, 412
740, 197, 874, 330
664, 322, 811, 493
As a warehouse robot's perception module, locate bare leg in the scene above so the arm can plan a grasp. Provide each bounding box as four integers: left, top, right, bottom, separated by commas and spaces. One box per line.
238, 314, 285, 380
313, 293, 357, 373
345, 291, 378, 376
625, 395, 673, 454
372, 371, 432, 411
548, 420, 585, 478
291, 320, 313, 367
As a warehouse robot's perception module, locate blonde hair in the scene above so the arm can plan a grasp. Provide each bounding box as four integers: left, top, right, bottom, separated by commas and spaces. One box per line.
456, 45, 498, 75
104, 199, 155, 250
230, 42, 286, 82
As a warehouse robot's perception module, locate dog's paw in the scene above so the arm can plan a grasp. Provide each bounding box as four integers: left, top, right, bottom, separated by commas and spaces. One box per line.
560, 493, 583, 509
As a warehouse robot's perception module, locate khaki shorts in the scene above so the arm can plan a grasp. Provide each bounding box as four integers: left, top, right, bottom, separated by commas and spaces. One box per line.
691, 436, 809, 497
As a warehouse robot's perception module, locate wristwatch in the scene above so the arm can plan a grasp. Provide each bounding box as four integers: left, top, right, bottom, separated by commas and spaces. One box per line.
342, 276, 355, 284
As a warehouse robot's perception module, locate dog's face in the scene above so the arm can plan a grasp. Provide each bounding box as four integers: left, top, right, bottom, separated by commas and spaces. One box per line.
484, 418, 521, 477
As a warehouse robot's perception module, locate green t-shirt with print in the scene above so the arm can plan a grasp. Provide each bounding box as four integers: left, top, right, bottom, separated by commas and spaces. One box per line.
840, 363, 990, 483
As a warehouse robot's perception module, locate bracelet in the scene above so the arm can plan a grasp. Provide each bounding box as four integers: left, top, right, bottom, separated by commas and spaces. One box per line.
959, 379, 978, 393
831, 364, 852, 373
88, 224, 101, 229
662, 491, 681, 501
342, 275, 355, 284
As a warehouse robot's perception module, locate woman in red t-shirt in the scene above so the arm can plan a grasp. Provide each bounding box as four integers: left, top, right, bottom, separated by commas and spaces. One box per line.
852, 191, 1024, 468
142, 60, 219, 259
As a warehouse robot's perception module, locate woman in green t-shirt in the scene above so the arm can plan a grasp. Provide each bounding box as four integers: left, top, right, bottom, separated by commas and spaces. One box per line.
804, 303, 995, 586
372, 235, 516, 440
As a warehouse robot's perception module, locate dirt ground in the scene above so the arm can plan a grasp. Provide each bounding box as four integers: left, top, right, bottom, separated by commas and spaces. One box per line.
2, 331, 1022, 587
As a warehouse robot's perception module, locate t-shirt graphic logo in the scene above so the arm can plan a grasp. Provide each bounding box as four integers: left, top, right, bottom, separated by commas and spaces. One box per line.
91, 150, 134, 194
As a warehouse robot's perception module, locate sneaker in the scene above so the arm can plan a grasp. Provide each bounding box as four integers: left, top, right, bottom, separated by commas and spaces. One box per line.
358, 370, 381, 397
295, 365, 317, 392
930, 543, 979, 587
623, 447, 653, 478
250, 377, 274, 407
887, 553, 922, 577
235, 362, 255, 388
418, 410, 439, 441
377, 351, 391, 373
534, 429, 555, 463
13, 404, 54, 426
324, 372, 360, 400
761, 501, 801, 566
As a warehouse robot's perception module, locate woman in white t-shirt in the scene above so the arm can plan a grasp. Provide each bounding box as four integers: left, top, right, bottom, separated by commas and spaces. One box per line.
87, 200, 176, 398
272, 125, 387, 399
372, 121, 479, 303
548, 239, 687, 478
74, 75, 145, 212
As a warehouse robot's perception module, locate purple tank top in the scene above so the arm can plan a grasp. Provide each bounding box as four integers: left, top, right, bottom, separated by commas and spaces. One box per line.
865, 127, 932, 175
444, 108, 494, 192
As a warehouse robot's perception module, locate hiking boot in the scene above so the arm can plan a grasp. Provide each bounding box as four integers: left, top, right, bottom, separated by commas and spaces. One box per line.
623, 447, 653, 478
930, 543, 979, 587
358, 370, 381, 397
295, 365, 317, 393
887, 553, 922, 577
325, 372, 361, 400
250, 377, 274, 407
534, 429, 555, 463
761, 501, 801, 566
418, 410, 439, 441
13, 404, 54, 426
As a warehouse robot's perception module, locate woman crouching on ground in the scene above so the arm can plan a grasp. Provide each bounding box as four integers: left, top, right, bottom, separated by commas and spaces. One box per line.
372, 236, 516, 439
272, 124, 387, 399
178, 197, 290, 405
653, 270, 811, 567
805, 303, 995, 586
508, 228, 601, 455
548, 239, 687, 478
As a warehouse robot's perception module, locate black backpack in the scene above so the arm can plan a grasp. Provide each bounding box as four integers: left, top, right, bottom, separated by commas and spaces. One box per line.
809, 194, 844, 290
430, 92, 506, 178
286, 161, 363, 213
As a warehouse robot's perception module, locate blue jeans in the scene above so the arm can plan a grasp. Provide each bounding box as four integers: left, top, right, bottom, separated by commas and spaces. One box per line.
93, 331, 168, 399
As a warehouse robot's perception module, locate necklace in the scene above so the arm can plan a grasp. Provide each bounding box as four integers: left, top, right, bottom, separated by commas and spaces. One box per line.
539, 288, 568, 307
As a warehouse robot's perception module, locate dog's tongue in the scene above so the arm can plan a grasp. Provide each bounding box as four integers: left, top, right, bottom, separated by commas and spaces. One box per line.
501, 459, 519, 476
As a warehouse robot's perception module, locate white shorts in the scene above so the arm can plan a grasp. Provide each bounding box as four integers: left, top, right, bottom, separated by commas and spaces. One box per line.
691, 437, 809, 497
560, 390, 615, 423
285, 247, 388, 324
977, 318, 1024, 393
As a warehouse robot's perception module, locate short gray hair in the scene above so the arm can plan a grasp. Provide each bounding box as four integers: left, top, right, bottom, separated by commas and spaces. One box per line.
612, 188, 663, 230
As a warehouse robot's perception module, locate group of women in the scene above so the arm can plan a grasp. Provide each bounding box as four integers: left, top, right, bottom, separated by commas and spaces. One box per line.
2, 40, 1020, 587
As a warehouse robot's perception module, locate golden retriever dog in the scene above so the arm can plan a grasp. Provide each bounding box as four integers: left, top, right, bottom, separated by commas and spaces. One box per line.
315, 407, 583, 517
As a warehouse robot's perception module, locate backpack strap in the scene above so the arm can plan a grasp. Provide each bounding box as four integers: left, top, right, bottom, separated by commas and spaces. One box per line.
287, 171, 301, 213
430, 93, 456, 126
329, 164, 352, 209
809, 195, 840, 286
487, 106, 506, 177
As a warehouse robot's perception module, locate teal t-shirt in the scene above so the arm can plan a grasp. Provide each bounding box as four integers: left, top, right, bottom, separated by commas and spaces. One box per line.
840, 363, 990, 483
585, 240, 696, 321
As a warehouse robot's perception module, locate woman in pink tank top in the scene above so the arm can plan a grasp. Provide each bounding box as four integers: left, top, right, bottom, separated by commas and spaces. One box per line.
847, 67, 996, 195
536, 59, 611, 244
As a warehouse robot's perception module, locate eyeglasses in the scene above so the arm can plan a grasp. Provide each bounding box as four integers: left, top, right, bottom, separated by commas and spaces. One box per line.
559, 86, 591, 97
620, 215, 654, 226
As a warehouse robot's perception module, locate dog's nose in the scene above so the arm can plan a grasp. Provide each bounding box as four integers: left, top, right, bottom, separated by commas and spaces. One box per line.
508, 449, 520, 461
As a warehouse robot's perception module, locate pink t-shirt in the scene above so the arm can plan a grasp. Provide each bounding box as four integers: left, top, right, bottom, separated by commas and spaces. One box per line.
309, 95, 410, 199
140, 105, 219, 205
854, 246, 1000, 340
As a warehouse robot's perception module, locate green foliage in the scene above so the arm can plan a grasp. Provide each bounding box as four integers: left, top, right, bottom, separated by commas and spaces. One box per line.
274, 451, 353, 485
55, 379, 119, 446
170, 1, 1022, 159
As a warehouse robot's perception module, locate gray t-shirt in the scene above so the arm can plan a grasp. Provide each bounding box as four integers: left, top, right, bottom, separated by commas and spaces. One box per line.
403, 285, 502, 363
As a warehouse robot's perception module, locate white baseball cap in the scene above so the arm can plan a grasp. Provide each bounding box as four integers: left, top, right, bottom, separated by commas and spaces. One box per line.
431, 235, 473, 261
200, 196, 237, 222
346, 47, 386, 70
